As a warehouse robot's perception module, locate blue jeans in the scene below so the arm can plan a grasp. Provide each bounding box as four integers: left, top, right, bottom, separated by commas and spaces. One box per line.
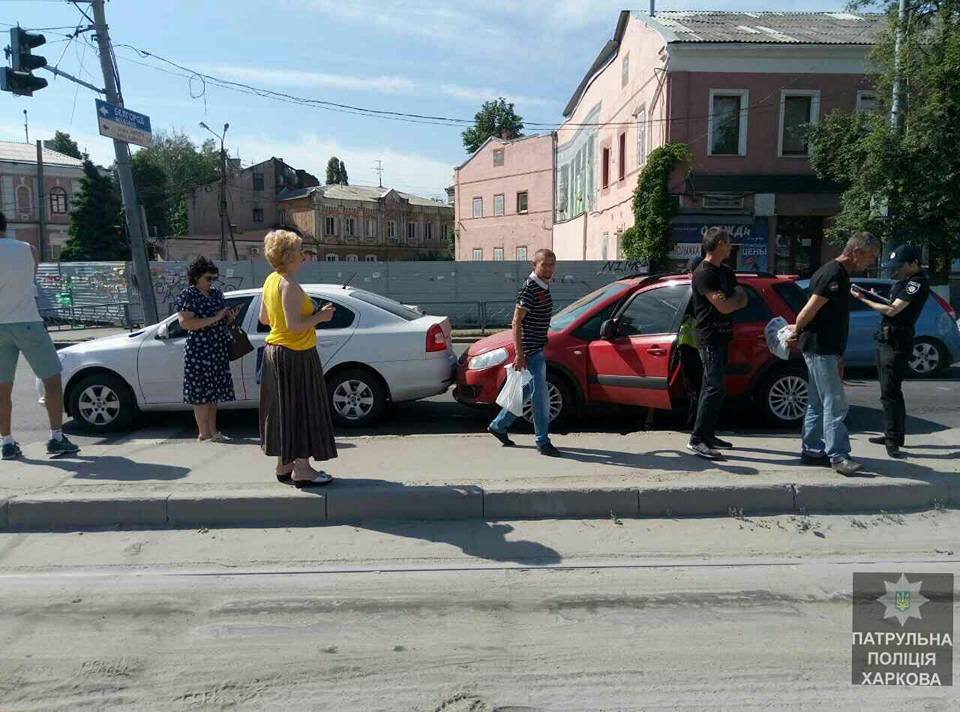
802, 353, 851, 463
489, 350, 551, 447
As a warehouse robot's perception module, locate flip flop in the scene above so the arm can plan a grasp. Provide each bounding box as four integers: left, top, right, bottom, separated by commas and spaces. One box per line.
293, 472, 334, 488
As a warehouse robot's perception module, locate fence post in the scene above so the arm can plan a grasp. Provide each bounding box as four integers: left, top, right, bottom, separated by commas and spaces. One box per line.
480, 301, 487, 335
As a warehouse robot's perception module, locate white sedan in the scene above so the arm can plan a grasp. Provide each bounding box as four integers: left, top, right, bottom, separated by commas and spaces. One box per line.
50, 285, 457, 432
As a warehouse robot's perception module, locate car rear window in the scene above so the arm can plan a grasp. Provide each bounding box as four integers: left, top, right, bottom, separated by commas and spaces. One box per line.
772, 282, 808, 317
348, 289, 422, 321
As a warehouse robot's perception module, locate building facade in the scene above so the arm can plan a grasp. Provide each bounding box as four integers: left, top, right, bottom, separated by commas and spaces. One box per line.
553, 11, 883, 275
278, 184, 453, 262
183, 156, 319, 254
452, 134, 554, 262
0, 141, 84, 260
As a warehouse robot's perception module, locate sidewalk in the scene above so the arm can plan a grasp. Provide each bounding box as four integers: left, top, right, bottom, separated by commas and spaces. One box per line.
1, 428, 957, 530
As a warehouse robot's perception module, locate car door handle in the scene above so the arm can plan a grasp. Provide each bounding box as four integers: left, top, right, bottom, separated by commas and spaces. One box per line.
647, 347, 667, 357
318, 340, 336, 347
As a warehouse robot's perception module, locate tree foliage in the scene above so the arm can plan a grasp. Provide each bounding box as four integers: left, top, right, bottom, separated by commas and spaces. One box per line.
461, 98, 524, 154
620, 143, 693, 268
60, 161, 128, 262
47, 131, 84, 160
809, 0, 960, 277
325, 156, 349, 185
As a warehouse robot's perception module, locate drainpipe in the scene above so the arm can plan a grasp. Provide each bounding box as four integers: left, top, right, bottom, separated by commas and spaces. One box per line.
650, 0, 656, 16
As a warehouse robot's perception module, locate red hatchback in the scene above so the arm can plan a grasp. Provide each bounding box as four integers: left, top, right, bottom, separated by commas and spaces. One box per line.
455, 272, 810, 427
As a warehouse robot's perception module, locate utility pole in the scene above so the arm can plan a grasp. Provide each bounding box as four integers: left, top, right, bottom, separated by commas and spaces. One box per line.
890, 0, 908, 133
200, 121, 236, 260
89, 0, 159, 324
374, 159, 384, 188
35, 140, 46, 262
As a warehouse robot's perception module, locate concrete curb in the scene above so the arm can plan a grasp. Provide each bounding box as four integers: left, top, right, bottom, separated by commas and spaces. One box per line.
0, 477, 954, 531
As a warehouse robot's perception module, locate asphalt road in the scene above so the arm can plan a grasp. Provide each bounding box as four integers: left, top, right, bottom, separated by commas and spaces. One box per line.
7, 345, 960, 448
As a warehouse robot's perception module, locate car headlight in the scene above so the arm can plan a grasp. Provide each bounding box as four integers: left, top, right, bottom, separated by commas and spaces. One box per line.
468, 347, 509, 370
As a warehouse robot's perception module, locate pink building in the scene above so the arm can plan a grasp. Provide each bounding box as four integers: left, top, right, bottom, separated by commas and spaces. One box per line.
554, 10, 883, 275
452, 134, 554, 262
0, 141, 84, 260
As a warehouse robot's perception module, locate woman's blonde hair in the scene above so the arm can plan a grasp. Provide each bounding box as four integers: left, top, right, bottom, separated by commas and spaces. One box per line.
264, 230, 302, 270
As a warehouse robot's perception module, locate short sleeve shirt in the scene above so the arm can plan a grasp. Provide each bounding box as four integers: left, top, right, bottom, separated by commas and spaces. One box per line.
799, 260, 850, 356
883, 270, 929, 336
517, 276, 552, 356
691, 261, 738, 346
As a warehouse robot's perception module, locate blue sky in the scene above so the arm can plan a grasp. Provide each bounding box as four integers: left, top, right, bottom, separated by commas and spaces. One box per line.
2, 0, 847, 198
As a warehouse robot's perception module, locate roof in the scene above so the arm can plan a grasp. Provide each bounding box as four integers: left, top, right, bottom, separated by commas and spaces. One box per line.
454, 133, 548, 170
277, 184, 449, 208
563, 10, 631, 118
0, 140, 84, 167
644, 11, 884, 45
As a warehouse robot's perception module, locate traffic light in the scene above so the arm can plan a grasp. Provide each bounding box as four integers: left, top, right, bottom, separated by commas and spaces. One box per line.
1, 27, 48, 96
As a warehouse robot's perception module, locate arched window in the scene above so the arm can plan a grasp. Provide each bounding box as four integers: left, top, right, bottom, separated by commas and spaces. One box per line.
49, 187, 68, 215
16, 185, 32, 216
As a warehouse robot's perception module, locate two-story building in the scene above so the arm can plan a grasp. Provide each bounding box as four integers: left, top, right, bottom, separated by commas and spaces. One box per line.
451, 134, 554, 261
554, 10, 883, 276
277, 184, 454, 262
0, 141, 84, 260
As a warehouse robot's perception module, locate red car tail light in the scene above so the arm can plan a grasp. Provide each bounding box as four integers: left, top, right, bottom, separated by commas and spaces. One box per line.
931, 291, 957, 322
426, 323, 447, 352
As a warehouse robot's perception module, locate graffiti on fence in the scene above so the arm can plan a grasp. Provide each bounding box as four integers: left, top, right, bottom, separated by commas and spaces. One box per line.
598, 260, 648, 275
147, 263, 249, 316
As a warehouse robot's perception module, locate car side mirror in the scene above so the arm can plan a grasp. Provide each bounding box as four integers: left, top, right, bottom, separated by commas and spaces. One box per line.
157, 322, 170, 340
600, 319, 619, 340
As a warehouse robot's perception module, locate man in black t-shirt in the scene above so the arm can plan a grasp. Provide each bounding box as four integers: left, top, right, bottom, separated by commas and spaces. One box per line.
788, 232, 880, 476
687, 228, 748, 460
852, 245, 929, 458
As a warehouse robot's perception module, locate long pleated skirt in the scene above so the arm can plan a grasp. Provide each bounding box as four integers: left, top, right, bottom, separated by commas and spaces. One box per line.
259, 344, 338, 465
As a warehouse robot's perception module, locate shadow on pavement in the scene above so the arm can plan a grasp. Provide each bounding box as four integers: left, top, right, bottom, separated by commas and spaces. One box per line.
18, 455, 191, 481
558, 447, 762, 476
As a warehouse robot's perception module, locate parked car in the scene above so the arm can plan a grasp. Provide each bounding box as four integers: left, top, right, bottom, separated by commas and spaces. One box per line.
455, 272, 810, 427
796, 278, 960, 377
52, 286, 457, 432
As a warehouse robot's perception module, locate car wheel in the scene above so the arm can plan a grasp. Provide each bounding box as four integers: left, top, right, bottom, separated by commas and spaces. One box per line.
522, 372, 573, 427
328, 368, 387, 427
908, 338, 946, 377
759, 367, 808, 427
68, 372, 137, 433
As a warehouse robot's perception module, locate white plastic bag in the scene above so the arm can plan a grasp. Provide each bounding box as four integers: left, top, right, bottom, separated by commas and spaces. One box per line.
764, 316, 792, 360
496, 364, 533, 416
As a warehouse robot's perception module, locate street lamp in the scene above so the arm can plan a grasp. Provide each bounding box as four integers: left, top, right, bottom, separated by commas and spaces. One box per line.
199, 121, 235, 260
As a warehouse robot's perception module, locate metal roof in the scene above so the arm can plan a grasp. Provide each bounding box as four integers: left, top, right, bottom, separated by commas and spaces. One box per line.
277, 184, 449, 208
644, 11, 884, 45
0, 140, 84, 167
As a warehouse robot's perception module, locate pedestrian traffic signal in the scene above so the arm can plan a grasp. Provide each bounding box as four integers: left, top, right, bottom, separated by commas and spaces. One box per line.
1, 27, 47, 96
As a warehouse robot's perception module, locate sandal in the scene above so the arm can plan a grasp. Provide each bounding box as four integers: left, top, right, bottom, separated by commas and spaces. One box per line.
276, 463, 295, 483
293, 471, 334, 488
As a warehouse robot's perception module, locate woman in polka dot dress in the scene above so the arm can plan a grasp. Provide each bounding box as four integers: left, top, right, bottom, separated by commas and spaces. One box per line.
175, 256, 238, 442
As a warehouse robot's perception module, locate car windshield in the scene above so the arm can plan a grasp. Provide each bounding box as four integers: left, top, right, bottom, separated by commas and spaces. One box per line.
348, 289, 422, 321
550, 282, 631, 332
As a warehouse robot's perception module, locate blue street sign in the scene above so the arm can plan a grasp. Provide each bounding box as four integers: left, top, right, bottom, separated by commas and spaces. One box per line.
95, 99, 152, 147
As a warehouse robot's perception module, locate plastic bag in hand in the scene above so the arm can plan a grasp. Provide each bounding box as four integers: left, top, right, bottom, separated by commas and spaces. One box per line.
764, 316, 791, 360
495, 364, 533, 416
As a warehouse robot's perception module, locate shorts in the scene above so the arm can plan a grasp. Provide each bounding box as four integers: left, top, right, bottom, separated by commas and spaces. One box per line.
0, 322, 62, 384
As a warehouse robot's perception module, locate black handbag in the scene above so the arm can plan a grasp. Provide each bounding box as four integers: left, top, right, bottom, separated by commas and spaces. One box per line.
226, 321, 254, 361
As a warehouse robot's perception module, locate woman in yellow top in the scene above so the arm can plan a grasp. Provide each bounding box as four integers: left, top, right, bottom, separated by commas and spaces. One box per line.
258, 230, 338, 487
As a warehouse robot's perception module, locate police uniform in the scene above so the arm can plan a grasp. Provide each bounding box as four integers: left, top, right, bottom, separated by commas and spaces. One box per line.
875, 246, 929, 449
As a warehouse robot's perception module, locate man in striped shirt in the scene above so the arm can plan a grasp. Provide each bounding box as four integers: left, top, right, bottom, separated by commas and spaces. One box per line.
488, 249, 563, 457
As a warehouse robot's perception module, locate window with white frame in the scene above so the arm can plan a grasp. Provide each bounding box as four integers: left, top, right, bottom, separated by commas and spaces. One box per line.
856, 90, 879, 114
517, 191, 528, 214
779, 90, 820, 157
49, 187, 68, 214
708, 89, 749, 156
494, 194, 504, 216
407, 222, 417, 241
424, 221, 433, 240
472, 248, 483, 261
387, 220, 397, 239
367, 218, 377, 238
365, 254, 377, 262
492, 148, 504, 167
636, 109, 647, 167
472, 197, 482, 218
493, 247, 504, 261
516, 246, 528, 262
324, 216, 336, 235
326, 253, 339, 261
345, 254, 358, 262
344, 217, 355, 237
621, 53, 629, 88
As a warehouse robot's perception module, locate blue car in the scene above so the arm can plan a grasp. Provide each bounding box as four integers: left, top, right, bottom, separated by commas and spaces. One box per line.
797, 278, 960, 376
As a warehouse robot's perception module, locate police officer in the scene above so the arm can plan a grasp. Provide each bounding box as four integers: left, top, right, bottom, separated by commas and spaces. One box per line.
851, 245, 929, 458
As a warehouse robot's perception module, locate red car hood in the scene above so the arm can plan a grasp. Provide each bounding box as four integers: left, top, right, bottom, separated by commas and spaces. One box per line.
466, 330, 515, 357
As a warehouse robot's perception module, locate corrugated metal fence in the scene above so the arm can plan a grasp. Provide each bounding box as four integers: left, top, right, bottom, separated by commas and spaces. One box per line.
37, 259, 648, 330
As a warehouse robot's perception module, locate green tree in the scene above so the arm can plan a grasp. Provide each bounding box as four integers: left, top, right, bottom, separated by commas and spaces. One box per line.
461, 98, 524, 154
809, 0, 960, 278
47, 130, 84, 160
60, 161, 129, 261
326, 156, 348, 185
620, 143, 693, 269
131, 151, 170, 238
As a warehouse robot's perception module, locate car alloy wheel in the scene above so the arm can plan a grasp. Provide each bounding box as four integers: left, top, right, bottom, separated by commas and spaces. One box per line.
332, 379, 376, 422
909, 340, 941, 375
77, 383, 123, 427
767, 374, 808, 424
522, 380, 563, 424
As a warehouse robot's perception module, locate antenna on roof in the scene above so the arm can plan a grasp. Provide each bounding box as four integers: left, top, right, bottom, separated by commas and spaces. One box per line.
373, 159, 384, 188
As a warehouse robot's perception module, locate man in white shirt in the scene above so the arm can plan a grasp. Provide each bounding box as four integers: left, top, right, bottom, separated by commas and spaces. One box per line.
0, 211, 80, 459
